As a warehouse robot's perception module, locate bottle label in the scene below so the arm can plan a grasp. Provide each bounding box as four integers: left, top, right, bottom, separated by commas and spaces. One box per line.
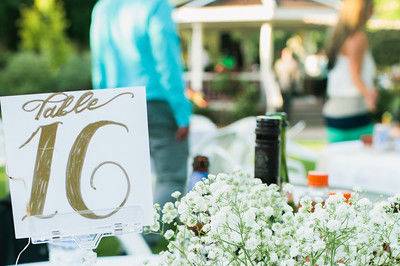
255, 145, 280, 185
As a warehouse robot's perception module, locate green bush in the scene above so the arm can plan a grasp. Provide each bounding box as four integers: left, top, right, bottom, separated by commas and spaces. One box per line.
0, 0, 32, 50
19, 0, 73, 69
210, 73, 237, 97
369, 30, 400, 68
63, 0, 97, 48
96, 236, 123, 257
374, 0, 400, 20
0, 167, 7, 199
376, 88, 400, 122
232, 82, 262, 120
0, 51, 92, 96
0, 52, 56, 96
0, 0, 98, 50
0, 49, 12, 69
56, 52, 92, 91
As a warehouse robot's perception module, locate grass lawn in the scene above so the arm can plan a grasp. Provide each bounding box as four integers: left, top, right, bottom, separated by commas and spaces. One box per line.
0, 167, 8, 199
295, 139, 327, 152
96, 236, 123, 257
291, 139, 327, 172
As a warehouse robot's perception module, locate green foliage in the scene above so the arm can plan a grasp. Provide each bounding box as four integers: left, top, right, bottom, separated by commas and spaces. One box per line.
63, 0, 97, 47
0, 0, 97, 50
56, 52, 92, 90
96, 236, 123, 257
303, 30, 327, 54
0, 49, 13, 69
0, 167, 7, 199
232, 82, 262, 120
0, 0, 32, 50
19, 0, 73, 69
201, 79, 263, 125
273, 30, 295, 61
374, 0, 400, 20
0, 52, 56, 96
211, 73, 236, 96
376, 88, 400, 122
0, 51, 92, 96
391, 95, 400, 121
369, 30, 400, 67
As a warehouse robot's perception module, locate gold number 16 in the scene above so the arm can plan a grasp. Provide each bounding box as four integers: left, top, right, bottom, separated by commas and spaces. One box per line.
21, 120, 131, 220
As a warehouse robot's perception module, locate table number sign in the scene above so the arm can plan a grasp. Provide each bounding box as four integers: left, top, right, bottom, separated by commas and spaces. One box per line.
1, 88, 153, 240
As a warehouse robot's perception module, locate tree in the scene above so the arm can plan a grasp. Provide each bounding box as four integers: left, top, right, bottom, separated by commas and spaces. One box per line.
0, 0, 32, 50
19, 0, 72, 69
63, 0, 97, 48
374, 0, 400, 20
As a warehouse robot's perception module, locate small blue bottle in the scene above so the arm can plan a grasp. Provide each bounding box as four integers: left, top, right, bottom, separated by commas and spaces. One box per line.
187, 156, 209, 192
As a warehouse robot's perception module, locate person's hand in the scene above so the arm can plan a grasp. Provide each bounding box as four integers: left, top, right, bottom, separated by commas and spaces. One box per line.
176, 127, 189, 141
365, 89, 378, 112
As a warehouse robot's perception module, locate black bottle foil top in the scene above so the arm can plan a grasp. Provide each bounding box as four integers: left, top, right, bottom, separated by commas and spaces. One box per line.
255, 116, 281, 141
254, 116, 281, 185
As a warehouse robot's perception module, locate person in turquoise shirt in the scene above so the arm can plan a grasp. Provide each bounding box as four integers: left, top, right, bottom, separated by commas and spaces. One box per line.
90, 0, 192, 208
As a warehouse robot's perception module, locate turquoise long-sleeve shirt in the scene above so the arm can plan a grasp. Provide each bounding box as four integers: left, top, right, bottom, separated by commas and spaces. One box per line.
90, 0, 192, 127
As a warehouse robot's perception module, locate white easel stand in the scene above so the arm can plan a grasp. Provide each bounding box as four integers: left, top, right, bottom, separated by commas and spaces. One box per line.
29, 207, 144, 265
48, 234, 103, 266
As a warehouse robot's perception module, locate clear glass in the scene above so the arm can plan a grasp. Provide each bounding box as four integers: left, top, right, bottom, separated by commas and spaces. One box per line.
49, 240, 97, 266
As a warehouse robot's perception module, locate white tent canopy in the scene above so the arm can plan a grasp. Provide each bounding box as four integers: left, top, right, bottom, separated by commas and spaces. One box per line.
173, 0, 339, 111
174, 0, 338, 25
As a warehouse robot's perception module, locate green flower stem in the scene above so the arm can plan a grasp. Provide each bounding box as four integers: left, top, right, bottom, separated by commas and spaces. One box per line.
266, 112, 289, 187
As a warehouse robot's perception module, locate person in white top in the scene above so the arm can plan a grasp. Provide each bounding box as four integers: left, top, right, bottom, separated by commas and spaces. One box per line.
324, 0, 377, 143
274, 48, 301, 119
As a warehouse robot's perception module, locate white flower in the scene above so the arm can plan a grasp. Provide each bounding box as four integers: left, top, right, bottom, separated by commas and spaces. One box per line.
263, 206, 274, 218
326, 219, 340, 232
245, 236, 259, 251
171, 191, 181, 199
270, 252, 278, 262
147, 205, 161, 232
164, 230, 174, 240
289, 246, 299, 258
162, 202, 178, 224
150, 171, 400, 265
282, 183, 294, 194
281, 258, 296, 266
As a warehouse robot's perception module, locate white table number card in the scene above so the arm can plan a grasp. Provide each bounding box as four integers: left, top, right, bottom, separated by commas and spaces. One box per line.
1, 88, 153, 240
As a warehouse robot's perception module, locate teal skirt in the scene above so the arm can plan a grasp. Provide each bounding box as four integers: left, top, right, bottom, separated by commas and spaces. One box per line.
324, 95, 374, 143
326, 124, 374, 143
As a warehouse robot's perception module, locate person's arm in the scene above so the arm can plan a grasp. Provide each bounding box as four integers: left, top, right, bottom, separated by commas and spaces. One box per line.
148, 0, 192, 137
345, 32, 377, 111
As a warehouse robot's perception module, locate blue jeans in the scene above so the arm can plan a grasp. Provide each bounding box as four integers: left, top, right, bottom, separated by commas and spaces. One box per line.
147, 101, 188, 207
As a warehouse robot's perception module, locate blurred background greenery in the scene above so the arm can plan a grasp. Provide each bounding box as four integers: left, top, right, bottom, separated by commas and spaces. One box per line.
0, 0, 399, 124
0, 0, 94, 96
0, 167, 7, 199
0, 0, 398, 91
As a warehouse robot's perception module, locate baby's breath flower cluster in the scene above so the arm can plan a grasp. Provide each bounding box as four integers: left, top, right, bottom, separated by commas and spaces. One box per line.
146, 172, 400, 265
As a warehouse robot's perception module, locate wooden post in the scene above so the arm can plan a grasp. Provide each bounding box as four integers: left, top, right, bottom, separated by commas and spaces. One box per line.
260, 22, 282, 113
190, 23, 204, 91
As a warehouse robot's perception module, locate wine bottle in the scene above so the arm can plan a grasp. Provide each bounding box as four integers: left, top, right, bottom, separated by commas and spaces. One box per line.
254, 116, 281, 185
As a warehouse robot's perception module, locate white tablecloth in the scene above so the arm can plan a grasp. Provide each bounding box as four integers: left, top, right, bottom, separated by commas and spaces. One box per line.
13, 255, 160, 266
318, 141, 400, 195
